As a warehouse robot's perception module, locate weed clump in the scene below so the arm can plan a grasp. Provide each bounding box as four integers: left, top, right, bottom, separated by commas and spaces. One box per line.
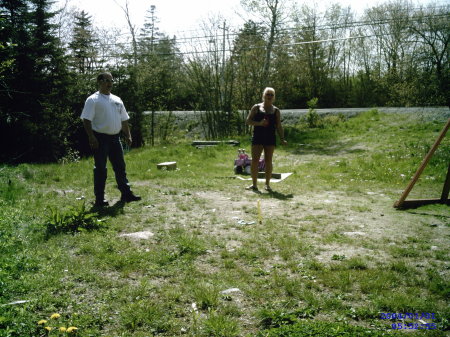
44, 201, 104, 237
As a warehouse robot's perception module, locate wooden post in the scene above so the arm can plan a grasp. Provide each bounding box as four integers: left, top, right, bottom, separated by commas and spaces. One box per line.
394, 118, 450, 208
441, 163, 450, 203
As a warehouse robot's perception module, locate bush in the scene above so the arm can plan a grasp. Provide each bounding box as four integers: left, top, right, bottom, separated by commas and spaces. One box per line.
305, 98, 321, 128
322, 113, 346, 127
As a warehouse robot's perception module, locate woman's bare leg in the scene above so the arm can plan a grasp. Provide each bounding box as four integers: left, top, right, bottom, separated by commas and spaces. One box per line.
263, 145, 275, 188
250, 145, 264, 189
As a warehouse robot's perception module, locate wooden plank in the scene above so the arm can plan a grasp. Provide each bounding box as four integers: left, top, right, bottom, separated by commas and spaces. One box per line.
157, 161, 177, 170
192, 140, 240, 146
394, 118, 450, 208
192, 141, 221, 145
396, 199, 450, 209
195, 145, 216, 149
257, 172, 282, 179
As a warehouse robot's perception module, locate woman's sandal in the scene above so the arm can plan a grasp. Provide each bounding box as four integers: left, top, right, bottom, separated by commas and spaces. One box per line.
246, 185, 258, 191
264, 185, 272, 192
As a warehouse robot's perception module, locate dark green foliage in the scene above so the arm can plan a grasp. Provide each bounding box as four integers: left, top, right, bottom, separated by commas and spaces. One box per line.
0, 0, 74, 163
0, 178, 26, 203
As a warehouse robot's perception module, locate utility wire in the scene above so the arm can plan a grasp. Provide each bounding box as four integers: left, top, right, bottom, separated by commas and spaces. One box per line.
89, 11, 449, 52
93, 31, 421, 59
110, 4, 448, 42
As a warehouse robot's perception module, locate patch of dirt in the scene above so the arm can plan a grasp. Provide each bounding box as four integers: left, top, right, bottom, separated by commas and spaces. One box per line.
125, 176, 449, 286
131, 179, 448, 264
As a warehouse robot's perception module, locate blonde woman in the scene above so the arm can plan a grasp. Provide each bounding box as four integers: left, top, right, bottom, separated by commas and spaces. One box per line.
245, 87, 287, 191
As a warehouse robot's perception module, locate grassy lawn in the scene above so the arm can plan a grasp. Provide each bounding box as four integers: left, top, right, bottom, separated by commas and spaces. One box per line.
0, 110, 449, 336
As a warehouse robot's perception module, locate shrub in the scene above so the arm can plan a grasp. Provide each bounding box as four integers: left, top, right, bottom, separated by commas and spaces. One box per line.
305, 98, 321, 128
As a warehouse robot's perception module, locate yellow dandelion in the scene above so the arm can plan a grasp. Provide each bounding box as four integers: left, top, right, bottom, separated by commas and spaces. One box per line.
59, 327, 67, 332
50, 313, 61, 319
44, 326, 52, 331
37, 319, 47, 325
67, 326, 78, 333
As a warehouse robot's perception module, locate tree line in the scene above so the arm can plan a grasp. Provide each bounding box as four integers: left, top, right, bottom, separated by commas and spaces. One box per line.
1, 0, 448, 163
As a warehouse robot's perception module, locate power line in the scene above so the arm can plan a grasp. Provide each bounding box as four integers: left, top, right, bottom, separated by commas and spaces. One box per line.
93, 30, 427, 60
88, 11, 449, 54
121, 11, 449, 48
103, 4, 448, 44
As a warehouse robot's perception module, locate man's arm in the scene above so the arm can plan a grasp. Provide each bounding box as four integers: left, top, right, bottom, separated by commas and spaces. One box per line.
122, 120, 132, 147
83, 119, 99, 150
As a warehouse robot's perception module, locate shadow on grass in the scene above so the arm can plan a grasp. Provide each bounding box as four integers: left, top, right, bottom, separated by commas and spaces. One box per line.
406, 209, 450, 220
91, 200, 125, 218
290, 140, 363, 156
284, 125, 363, 156
265, 190, 294, 200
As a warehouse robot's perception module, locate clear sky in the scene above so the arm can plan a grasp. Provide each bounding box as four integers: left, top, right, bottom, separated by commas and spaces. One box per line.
54, 0, 444, 38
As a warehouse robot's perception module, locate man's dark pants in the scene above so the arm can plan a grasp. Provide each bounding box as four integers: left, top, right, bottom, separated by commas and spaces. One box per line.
93, 131, 131, 200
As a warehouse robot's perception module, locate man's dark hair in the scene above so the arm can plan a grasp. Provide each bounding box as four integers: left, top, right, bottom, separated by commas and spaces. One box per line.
97, 72, 112, 82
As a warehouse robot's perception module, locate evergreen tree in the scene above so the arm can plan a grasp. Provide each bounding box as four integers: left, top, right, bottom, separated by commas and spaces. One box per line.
68, 10, 98, 74
1, 0, 33, 162
138, 5, 161, 57
0, 0, 72, 162
0, 0, 31, 128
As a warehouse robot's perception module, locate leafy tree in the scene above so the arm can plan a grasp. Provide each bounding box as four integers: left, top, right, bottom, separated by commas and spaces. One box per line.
410, 3, 450, 106
231, 20, 267, 110
291, 4, 329, 105
321, 4, 357, 107
364, 0, 416, 105
240, 0, 289, 89
117, 5, 184, 146
183, 16, 237, 139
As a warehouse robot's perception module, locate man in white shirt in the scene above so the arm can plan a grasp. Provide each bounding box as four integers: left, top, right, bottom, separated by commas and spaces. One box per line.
81, 72, 141, 207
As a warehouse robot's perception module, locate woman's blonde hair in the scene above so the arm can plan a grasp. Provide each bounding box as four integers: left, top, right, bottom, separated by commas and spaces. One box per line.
262, 87, 275, 100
